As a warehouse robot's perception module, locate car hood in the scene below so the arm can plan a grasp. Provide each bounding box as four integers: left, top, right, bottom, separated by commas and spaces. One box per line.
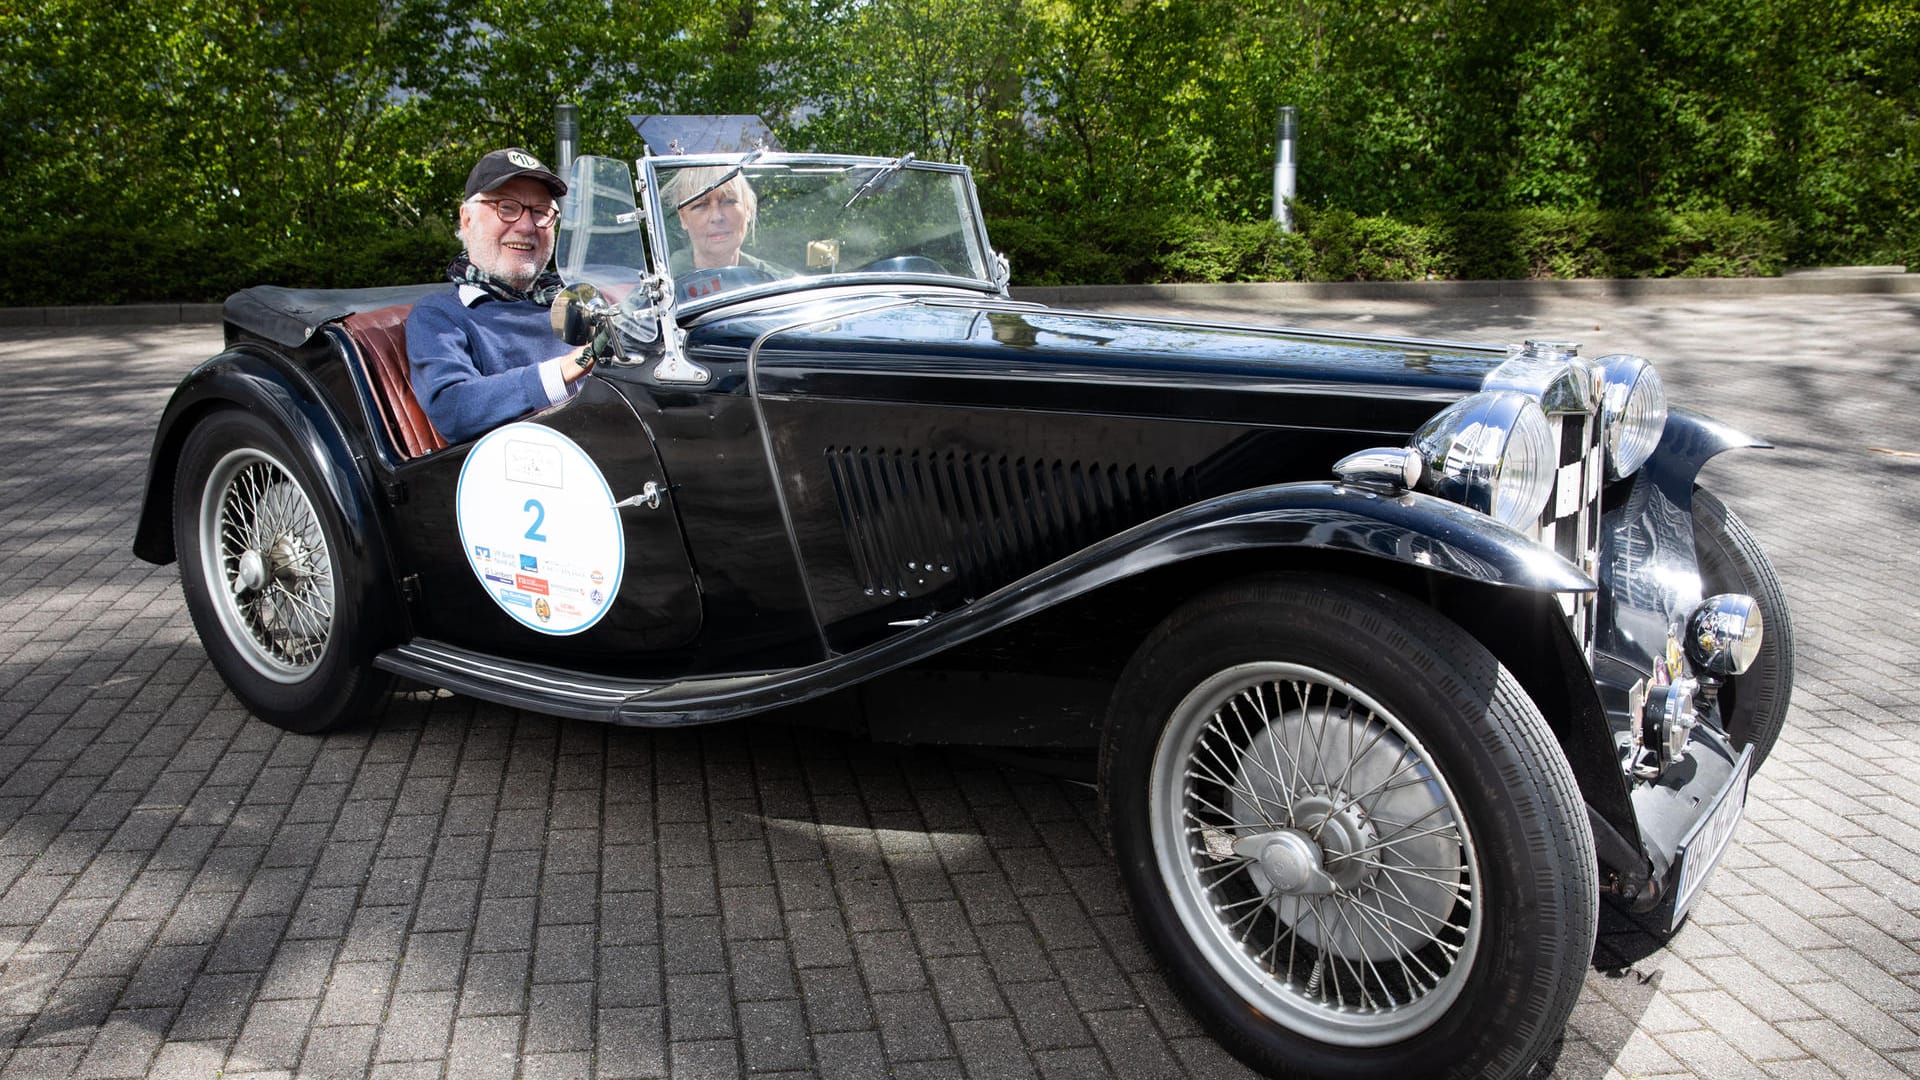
693, 293, 1508, 433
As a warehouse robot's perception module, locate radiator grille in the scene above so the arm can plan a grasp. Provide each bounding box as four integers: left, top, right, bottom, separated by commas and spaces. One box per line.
1538, 412, 1604, 653
824, 447, 1199, 599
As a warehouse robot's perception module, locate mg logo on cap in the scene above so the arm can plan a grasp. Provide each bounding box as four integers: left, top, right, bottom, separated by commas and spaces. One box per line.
508, 150, 542, 169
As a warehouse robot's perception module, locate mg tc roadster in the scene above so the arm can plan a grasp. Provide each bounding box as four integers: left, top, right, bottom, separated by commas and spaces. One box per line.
134, 117, 1793, 1079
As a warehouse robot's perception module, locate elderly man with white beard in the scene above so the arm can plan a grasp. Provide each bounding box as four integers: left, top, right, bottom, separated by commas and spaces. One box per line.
406, 148, 597, 443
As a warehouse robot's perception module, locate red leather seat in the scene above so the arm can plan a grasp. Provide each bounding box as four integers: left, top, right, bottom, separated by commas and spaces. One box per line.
341, 304, 447, 460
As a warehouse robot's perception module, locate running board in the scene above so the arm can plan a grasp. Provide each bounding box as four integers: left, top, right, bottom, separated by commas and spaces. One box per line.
375, 639, 840, 727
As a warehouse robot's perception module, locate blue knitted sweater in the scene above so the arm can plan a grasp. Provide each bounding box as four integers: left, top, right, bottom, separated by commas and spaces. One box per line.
407, 287, 572, 443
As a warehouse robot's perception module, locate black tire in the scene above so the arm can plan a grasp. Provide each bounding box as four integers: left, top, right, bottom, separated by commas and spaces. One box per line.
173, 409, 393, 732
1101, 574, 1597, 1080
1691, 487, 1794, 771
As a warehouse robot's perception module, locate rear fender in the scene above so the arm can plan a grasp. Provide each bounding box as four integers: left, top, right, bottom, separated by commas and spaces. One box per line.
132, 348, 391, 591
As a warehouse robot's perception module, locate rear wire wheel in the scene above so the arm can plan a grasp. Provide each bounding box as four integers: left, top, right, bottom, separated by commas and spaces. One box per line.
174, 409, 392, 732
1102, 575, 1596, 1080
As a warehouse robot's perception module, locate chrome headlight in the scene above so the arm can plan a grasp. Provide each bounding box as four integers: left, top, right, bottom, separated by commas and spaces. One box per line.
1598, 354, 1667, 479
1411, 391, 1557, 528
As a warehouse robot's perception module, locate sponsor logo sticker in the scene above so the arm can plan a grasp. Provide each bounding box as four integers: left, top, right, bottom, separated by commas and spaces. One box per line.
516, 575, 549, 595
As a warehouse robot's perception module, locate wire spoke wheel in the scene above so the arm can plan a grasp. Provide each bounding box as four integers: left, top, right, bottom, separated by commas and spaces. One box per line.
172, 410, 396, 732
1154, 662, 1479, 1045
1103, 575, 1596, 1079
197, 447, 337, 682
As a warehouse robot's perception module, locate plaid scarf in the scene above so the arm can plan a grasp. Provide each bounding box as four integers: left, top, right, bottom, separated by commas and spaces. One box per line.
447, 253, 563, 306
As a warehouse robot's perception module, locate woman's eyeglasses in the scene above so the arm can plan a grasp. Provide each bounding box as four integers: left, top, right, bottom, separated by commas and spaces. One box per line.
475, 198, 561, 228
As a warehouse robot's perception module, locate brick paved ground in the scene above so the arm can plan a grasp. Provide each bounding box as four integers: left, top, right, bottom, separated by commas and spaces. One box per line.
0, 290, 1915, 1079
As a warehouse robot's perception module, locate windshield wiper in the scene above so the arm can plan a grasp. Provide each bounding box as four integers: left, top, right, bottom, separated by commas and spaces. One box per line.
675, 148, 766, 210
844, 153, 915, 208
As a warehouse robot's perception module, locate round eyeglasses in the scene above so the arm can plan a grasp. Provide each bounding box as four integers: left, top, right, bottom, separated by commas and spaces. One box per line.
474, 197, 560, 229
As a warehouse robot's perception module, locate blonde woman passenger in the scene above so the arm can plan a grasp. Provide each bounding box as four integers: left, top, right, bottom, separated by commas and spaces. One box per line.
664, 166, 792, 277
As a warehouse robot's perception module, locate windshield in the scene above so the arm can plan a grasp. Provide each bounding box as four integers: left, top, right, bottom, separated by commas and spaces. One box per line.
645, 155, 996, 310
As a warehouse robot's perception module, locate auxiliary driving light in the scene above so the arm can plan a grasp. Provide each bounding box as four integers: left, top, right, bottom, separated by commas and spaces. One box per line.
1685, 593, 1764, 677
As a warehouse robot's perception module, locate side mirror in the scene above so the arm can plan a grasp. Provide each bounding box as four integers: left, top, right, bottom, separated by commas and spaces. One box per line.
550, 283, 608, 347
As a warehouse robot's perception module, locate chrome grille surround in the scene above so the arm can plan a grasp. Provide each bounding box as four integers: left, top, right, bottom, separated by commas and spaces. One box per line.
1485, 344, 1608, 656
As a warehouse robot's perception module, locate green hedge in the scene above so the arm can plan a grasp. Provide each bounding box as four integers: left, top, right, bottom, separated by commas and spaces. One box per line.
995, 207, 1791, 286
2, 208, 1793, 306
6, 221, 455, 306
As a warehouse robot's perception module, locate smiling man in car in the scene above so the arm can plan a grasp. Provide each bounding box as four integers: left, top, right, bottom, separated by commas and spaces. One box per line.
407, 148, 597, 443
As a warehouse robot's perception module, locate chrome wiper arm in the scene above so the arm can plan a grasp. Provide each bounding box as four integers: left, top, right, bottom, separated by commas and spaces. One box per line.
675, 148, 766, 210
844, 152, 916, 208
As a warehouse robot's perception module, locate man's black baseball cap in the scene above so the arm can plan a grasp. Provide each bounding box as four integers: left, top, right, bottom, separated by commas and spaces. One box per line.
464, 148, 567, 199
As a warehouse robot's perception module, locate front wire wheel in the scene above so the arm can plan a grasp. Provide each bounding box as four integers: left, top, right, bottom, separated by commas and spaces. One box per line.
1156, 663, 1479, 1046
1104, 575, 1597, 1080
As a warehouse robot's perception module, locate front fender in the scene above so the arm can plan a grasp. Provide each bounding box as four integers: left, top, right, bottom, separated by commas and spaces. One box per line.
1641, 405, 1770, 505
131, 347, 387, 575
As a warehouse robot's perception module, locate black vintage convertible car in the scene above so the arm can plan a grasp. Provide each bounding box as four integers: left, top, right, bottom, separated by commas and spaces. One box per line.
134, 117, 1792, 1080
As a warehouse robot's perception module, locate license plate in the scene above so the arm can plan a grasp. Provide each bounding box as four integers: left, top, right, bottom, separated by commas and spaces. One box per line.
1668, 745, 1753, 927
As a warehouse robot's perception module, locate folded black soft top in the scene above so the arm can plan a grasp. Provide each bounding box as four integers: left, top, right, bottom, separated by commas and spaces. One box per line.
223, 283, 446, 347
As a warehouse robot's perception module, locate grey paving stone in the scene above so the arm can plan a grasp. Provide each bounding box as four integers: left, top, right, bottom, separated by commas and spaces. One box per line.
256, 938, 338, 1001
229, 996, 318, 1071
470, 897, 537, 956
314, 960, 393, 1027
596, 1006, 667, 1079
447, 1013, 520, 1080
738, 998, 812, 1072
458, 949, 529, 1018
394, 930, 466, 994
811, 1028, 887, 1080
141, 1037, 229, 1079
727, 939, 798, 1002
526, 981, 594, 1052
663, 915, 726, 975
599, 945, 661, 1010
70, 1007, 166, 1078
927, 954, 1009, 1022
871, 989, 953, 1062
951, 1016, 1040, 1080
169, 971, 259, 1040
373, 990, 455, 1063
666, 972, 734, 1041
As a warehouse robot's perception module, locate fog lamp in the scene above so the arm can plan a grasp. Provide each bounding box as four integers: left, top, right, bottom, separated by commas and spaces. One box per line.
1685, 594, 1764, 677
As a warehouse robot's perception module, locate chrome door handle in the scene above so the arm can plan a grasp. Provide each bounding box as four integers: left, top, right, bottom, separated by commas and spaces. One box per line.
612, 481, 662, 510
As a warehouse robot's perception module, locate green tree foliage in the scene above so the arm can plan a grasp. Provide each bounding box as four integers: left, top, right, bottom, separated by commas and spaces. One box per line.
1, 0, 1913, 300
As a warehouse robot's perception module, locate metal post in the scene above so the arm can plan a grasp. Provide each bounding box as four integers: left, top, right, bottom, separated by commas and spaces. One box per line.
1273, 106, 1297, 232
555, 103, 580, 175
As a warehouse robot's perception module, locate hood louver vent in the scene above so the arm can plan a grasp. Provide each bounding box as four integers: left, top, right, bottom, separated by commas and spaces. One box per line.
825, 446, 1198, 600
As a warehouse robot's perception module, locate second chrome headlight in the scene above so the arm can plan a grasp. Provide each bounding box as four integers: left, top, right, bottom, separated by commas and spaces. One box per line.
1412, 391, 1556, 529
1598, 354, 1667, 479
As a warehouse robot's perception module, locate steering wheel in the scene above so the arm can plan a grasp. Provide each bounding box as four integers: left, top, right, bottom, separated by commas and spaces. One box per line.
677, 265, 777, 301
857, 254, 951, 275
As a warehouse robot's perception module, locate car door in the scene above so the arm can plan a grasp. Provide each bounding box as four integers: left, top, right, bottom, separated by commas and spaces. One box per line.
383, 378, 702, 669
